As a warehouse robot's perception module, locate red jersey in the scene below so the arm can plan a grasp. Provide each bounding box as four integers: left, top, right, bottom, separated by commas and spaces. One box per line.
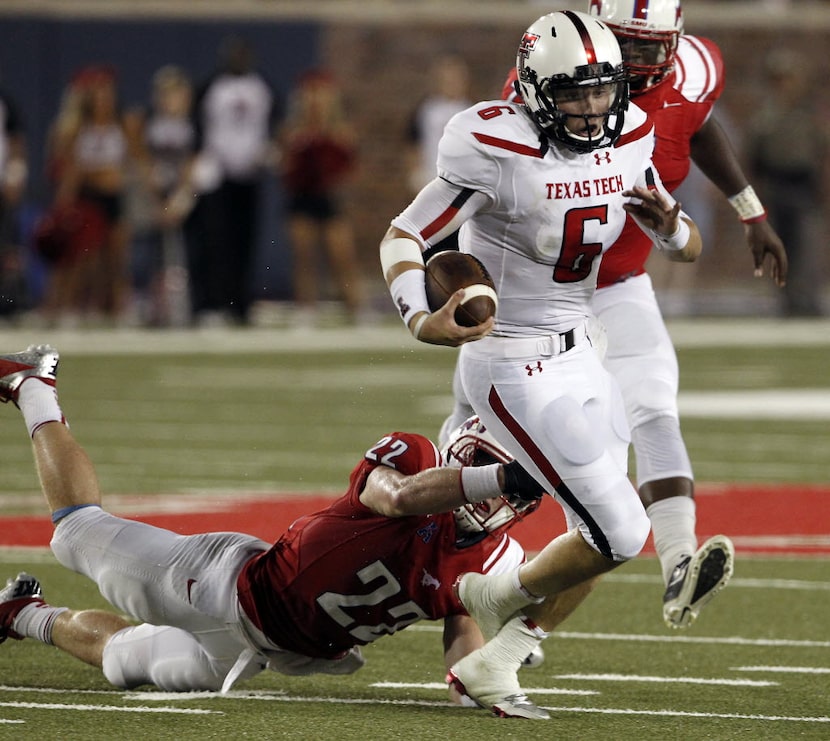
281, 135, 355, 196
597, 35, 725, 287
499, 35, 725, 287
236, 431, 522, 659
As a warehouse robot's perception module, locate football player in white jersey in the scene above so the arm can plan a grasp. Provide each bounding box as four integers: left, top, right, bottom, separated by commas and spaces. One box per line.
441, 0, 787, 634
380, 10, 702, 718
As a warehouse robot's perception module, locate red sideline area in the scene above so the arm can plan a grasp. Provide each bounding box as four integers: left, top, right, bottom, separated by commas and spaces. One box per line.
1, 484, 828, 555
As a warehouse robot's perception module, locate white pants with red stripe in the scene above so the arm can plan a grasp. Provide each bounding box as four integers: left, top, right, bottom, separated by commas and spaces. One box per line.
458, 331, 649, 562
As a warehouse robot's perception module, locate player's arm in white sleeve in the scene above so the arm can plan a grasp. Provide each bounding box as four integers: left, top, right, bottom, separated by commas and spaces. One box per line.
380, 176, 493, 346
623, 166, 703, 263
380, 107, 499, 345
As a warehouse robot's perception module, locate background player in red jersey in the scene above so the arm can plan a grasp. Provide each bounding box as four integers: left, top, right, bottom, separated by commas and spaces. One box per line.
0, 345, 544, 703
446, 0, 788, 629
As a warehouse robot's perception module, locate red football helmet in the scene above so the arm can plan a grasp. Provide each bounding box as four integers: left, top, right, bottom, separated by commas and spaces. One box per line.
588, 0, 684, 94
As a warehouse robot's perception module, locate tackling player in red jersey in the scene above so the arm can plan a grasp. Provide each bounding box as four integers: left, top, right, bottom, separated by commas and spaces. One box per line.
0, 345, 544, 709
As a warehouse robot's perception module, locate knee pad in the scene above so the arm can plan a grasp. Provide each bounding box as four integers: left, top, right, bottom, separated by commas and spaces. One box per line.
623, 376, 678, 430
103, 624, 228, 691
542, 396, 604, 467
631, 415, 693, 487
576, 478, 650, 562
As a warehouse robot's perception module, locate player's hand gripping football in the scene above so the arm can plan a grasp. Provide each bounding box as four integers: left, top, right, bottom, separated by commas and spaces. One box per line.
414, 290, 494, 347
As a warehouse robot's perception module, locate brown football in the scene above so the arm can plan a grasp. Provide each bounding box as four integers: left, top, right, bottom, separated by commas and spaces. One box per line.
424, 251, 498, 327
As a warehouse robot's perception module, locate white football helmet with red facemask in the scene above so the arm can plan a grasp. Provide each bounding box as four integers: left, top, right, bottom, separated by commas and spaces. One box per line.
588, 0, 684, 94
442, 416, 540, 547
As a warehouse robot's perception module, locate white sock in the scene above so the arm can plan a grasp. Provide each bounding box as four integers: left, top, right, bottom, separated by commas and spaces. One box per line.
485, 568, 544, 618
12, 602, 68, 645
479, 615, 548, 671
16, 379, 66, 438
647, 497, 698, 585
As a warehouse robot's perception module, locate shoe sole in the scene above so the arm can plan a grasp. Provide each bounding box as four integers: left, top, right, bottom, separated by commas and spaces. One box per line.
664, 535, 735, 629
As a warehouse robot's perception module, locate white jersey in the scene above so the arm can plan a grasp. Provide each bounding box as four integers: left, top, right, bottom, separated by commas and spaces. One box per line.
199, 72, 274, 180
392, 100, 669, 337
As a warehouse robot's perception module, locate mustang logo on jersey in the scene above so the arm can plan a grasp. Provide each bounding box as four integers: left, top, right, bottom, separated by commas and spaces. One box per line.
421, 569, 441, 590
546, 174, 624, 200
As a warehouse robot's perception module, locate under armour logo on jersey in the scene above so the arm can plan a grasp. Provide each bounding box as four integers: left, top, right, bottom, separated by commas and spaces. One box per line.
417, 521, 438, 543
594, 151, 612, 165
421, 569, 441, 590
525, 361, 543, 376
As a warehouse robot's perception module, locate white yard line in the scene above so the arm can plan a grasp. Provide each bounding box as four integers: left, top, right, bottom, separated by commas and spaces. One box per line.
4, 691, 827, 725
733, 666, 830, 674
553, 631, 830, 648
605, 573, 830, 591
0, 317, 828, 356
678, 389, 830, 419
550, 673, 776, 686
426, 390, 830, 420
536, 705, 830, 723
373, 682, 598, 696
3, 683, 826, 725
407, 624, 830, 648
0, 701, 218, 714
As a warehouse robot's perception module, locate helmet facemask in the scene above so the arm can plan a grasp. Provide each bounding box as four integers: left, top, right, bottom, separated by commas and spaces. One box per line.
442, 416, 540, 547
612, 27, 679, 93
521, 63, 629, 153
588, 0, 684, 95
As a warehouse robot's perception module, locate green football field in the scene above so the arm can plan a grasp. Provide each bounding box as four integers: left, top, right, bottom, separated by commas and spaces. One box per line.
0, 318, 828, 739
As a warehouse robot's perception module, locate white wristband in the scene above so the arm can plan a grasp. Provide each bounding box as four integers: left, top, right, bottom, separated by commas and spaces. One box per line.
411, 312, 429, 340
389, 269, 430, 326
461, 464, 503, 503
653, 218, 691, 252
728, 185, 767, 223
380, 237, 424, 278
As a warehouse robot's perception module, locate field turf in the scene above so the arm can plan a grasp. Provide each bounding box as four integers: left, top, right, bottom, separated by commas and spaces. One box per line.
0, 318, 828, 739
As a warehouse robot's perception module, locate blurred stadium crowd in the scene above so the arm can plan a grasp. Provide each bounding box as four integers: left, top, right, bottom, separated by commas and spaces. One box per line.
0, 1, 826, 329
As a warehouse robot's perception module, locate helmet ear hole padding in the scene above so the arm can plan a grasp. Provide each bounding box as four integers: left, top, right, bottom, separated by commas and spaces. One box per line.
516, 10, 630, 152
